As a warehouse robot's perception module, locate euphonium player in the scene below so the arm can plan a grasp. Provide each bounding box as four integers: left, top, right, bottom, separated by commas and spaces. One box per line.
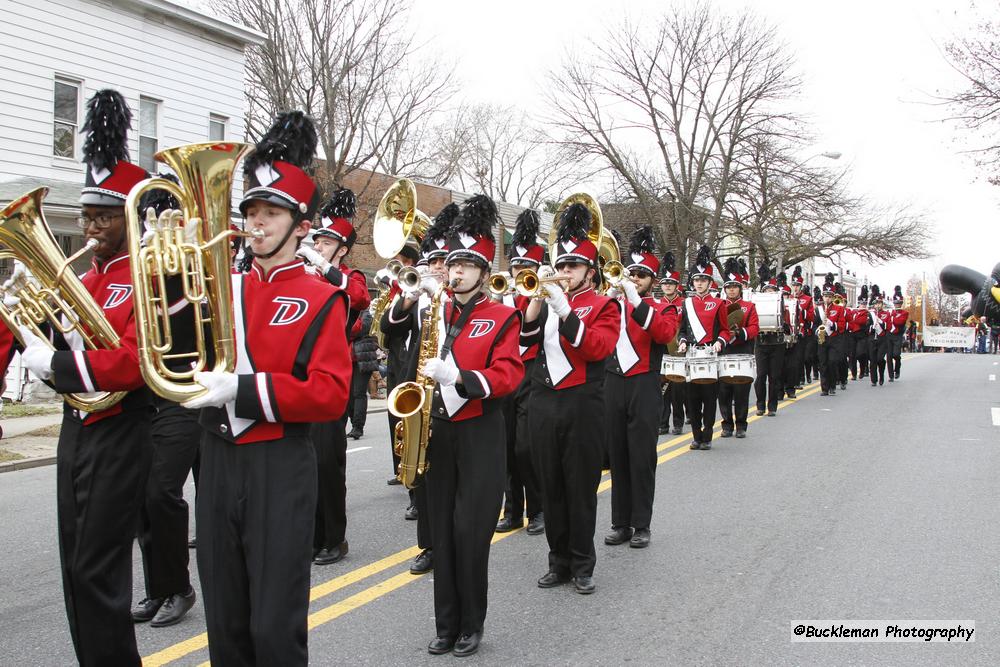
295, 187, 371, 567
402, 195, 524, 656
14, 89, 152, 666
495, 208, 545, 536
180, 111, 352, 666
521, 202, 620, 595
603, 227, 679, 549
717, 258, 758, 438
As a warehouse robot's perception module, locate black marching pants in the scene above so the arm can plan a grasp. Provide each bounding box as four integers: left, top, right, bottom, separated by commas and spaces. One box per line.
686, 381, 720, 445
501, 362, 542, 521
718, 380, 752, 432
57, 407, 152, 667
784, 339, 804, 393
660, 380, 686, 429
802, 335, 818, 382
349, 362, 372, 431
605, 372, 660, 531
870, 336, 888, 384
138, 400, 200, 600
530, 382, 604, 578
426, 413, 506, 638
386, 370, 403, 476
312, 416, 348, 551
754, 343, 785, 412
851, 332, 870, 378
197, 432, 317, 667
888, 335, 903, 377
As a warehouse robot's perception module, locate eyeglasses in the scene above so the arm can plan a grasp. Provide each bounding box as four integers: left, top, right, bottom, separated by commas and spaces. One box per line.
76, 213, 124, 230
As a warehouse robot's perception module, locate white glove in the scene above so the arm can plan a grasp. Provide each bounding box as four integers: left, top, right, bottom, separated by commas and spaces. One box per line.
545, 283, 572, 319
605, 286, 621, 300
18, 325, 53, 381
422, 357, 460, 386
181, 371, 239, 409
295, 245, 331, 274
3, 293, 19, 309
620, 279, 641, 307
59, 315, 85, 351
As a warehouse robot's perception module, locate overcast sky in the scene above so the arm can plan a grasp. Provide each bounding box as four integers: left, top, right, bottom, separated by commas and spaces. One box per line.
405, 0, 999, 291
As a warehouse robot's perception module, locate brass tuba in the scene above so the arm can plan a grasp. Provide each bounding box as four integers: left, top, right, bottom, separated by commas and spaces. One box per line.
0, 187, 127, 411
549, 192, 620, 291
124, 142, 256, 403
372, 178, 431, 260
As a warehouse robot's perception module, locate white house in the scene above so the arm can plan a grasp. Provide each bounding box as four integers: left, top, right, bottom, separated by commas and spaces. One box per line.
0, 0, 263, 280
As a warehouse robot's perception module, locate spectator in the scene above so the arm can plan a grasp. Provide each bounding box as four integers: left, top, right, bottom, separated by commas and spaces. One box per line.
348, 309, 380, 440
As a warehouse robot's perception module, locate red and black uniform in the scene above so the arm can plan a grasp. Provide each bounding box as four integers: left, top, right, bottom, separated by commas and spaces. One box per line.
887, 307, 909, 379
784, 291, 815, 392
658, 293, 686, 433
678, 293, 733, 446
754, 295, 789, 414
718, 298, 758, 432
47, 251, 152, 667
521, 287, 620, 579
606, 294, 679, 532
197, 259, 351, 666
0, 324, 14, 399
797, 292, 819, 383
869, 308, 892, 385
817, 301, 848, 394
847, 306, 870, 379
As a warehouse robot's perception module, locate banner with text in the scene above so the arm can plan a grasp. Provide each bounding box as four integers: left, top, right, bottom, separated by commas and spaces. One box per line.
923, 326, 976, 348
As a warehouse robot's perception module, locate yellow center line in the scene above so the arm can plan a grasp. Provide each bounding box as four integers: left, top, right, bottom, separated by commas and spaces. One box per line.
146, 377, 827, 665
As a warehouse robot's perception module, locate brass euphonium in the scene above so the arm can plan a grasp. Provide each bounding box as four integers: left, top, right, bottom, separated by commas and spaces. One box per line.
0, 187, 127, 411
124, 141, 257, 403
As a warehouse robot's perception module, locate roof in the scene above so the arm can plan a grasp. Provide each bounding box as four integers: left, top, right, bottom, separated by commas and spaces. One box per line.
121, 0, 266, 46
0, 177, 81, 212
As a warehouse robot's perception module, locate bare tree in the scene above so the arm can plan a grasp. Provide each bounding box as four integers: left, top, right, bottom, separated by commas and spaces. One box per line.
546, 3, 801, 265
213, 0, 456, 193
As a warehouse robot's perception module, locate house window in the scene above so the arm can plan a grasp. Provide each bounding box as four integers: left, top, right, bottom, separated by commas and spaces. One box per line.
209, 114, 227, 141
139, 97, 160, 172
53, 78, 80, 159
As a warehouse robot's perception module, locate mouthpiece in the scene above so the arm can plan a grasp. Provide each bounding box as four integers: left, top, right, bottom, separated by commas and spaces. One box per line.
85, 239, 100, 250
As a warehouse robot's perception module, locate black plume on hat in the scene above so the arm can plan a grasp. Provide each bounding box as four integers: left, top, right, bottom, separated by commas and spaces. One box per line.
628, 226, 656, 256
610, 228, 624, 249
245, 110, 318, 172
454, 194, 497, 240
824, 272, 835, 288
421, 203, 458, 254
138, 173, 179, 216
723, 257, 740, 277
557, 203, 591, 243
692, 245, 711, 270
792, 265, 803, 282
509, 209, 540, 251
859, 284, 869, 301
82, 89, 132, 171
320, 187, 356, 220
894, 285, 903, 300
661, 251, 676, 277
758, 261, 771, 285
738, 258, 748, 277
871, 284, 881, 299
777, 271, 788, 288
813, 286, 822, 300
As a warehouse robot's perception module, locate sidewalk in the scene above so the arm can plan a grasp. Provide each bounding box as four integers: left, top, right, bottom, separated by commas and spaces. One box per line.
0, 398, 388, 474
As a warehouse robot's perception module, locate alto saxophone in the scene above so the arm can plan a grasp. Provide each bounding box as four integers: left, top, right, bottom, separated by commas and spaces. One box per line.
368, 285, 394, 348
386, 280, 451, 488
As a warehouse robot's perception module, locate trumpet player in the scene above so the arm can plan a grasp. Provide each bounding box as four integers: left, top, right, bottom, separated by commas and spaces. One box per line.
785, 267, 814, 395
495, 209, 545, 536
521, 203, 620, 594
657, 253, 687, 436
179, 111, 352, 667
677, 246, 733, 451
888, 286, 909, 381
718, 258, 758, 438
604, 227, 679, 549
868, 286, 891, 386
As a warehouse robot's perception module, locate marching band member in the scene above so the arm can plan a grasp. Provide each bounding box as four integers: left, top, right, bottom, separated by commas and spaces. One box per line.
295, 188, 371, 567
753, 265, 785, 417
413, 196, 523, 657
806, 285, 823, 383
677, 246, 732, 450
496, 209, 545, 536
718, 258, 758, 437
850, 285, 872, 380
180, 111, 352, 666
657, 253, 687, 436
816, 274, 848, 396
888, 285, 909, 381
783, 266, 814, 397
14, 89, 152, 666
868, 285, 891, 386
521, 203, 620, 594
604, 227, 679, 548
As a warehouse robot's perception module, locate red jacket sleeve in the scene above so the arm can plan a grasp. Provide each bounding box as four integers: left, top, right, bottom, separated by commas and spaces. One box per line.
0, 325, 13, 379
235, 292, 351, 423
715, 303, 734, 346
557, 298, 621, 361
323, 266, 371, 313
457, 311, 524, 400
735, 303, 759, 342
631, 299, 679, 345
51, 309, 144, 394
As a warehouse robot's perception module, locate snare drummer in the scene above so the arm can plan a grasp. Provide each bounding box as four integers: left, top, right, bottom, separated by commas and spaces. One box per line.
676, 246, 733, 451
753, 266, 788, 417
718, 259, 759, 439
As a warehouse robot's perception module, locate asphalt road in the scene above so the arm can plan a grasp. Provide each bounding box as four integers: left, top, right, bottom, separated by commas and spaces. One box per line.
1, 352, 999, 666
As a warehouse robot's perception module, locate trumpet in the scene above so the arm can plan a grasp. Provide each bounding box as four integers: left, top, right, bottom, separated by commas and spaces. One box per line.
602, 260, 627, 288
514, 268, 571, 299
487, 271, 514, 297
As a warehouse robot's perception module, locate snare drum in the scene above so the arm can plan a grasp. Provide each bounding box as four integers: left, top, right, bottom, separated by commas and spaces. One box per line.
661, 356, 687, 383
750, 291, 784, 332
685, 346, 718, 384
718, 354, 756, 384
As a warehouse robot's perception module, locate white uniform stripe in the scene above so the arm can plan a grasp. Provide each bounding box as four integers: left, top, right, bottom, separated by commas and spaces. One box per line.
472, 370, 491, 398
685, 297, 708, 343
338, 272, 349, 290
641, 306, 653, 330
256, 373, 277, 422
571, 321, 585, 348
73, 350, 96, 393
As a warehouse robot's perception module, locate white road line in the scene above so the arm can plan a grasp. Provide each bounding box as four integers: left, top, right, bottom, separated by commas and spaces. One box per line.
992, 408, 1000, 427
991, 375, 997, 382
346, 446, 372, 454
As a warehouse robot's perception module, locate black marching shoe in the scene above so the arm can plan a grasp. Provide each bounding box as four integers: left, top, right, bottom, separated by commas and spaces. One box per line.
756, 408, 765, 416
526, 513, 545, 535
735, 429, 747, 438
537, 570, 571, 588
820, 390, 828, 396
720, 428, 734, 438
767, 411, 776, 417
347, 427, 362, 440
689, 441, 700, 450
150, 587, 196, 628
829, 388, 836, 395
701, 441, 712, 450
658, 424, 670, 435
671, 426, 683, 435
132, 597, 165, 623
428, 635, 456, 655
888, 377, 894, 383
879, 380, 884, 386
495, 516, 523, 533
604, 526, 633, 545
410, 549, 433, 574
453, 630, 483, 657
840, 382, 847, 390
630, 528, 651, 549
573, 576, 596, 595
314, 541, 348, 565
786, 389, 797, 399
404, 504, 418, 520
387, 476, 402, 486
